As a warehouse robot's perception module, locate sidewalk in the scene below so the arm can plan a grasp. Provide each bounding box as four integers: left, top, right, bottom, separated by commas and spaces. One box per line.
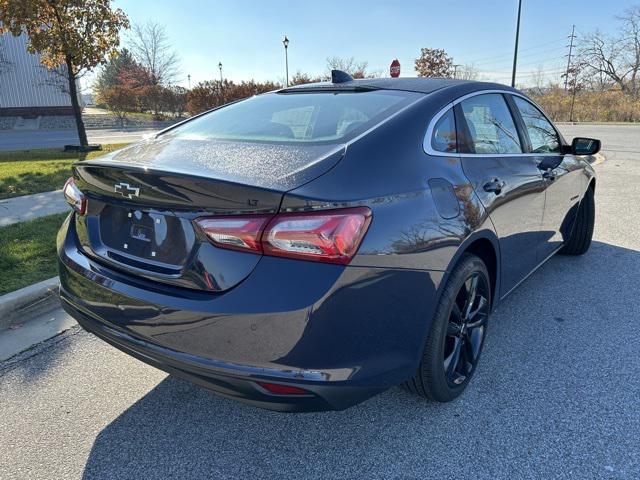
0, 190, 67, 226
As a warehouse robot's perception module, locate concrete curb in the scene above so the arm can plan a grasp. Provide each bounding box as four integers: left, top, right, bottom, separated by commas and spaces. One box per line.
0, 277, 60, 331
592, 152, 606, 166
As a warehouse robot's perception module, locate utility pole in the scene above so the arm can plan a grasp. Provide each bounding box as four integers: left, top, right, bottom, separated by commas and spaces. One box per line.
282, 36, 290, 86
511, 0, 522, 88
218, 62, 223, 83
453, 64, 461, 78
569, 64, 580, 122
564, 24, 576, 91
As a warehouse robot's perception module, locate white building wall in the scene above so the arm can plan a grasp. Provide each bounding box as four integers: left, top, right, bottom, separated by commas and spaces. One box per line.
0, 33, 72, 109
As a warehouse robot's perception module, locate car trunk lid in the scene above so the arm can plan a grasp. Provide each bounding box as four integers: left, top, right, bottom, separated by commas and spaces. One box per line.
72, 137, 345, 292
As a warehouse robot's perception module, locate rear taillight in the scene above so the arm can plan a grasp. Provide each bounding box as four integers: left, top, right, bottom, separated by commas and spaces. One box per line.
63, 177, 87, 215
194, 207, 371, 265
263, 207, 371, 264
195, 215, 272, 253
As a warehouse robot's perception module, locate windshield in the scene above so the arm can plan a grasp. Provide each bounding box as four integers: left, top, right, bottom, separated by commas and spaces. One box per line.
165, 90, 418, 143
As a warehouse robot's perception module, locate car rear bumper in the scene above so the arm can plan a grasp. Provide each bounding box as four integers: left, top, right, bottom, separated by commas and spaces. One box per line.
58, 214, 444, 411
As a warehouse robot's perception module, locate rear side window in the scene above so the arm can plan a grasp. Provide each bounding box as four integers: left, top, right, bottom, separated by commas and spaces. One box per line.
431, 108, 457, 153
513, 96, 561, 153
167, 90, 416, 144
459, 94, 522, 154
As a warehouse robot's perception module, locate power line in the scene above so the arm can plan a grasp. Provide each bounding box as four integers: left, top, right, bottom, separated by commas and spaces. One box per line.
457, 36, 566, 65
484, 60, 566, 73
471, 45, 567, 67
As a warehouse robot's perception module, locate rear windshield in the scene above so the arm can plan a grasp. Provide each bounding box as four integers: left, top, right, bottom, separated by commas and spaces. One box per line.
165, 90, 418, 144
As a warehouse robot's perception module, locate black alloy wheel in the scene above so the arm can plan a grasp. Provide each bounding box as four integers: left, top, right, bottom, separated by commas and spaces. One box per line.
443, 272, 489, 387
404, 254, 491, 402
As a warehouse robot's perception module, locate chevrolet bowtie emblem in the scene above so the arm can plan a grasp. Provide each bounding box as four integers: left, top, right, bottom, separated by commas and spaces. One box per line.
114, 182, 140, 199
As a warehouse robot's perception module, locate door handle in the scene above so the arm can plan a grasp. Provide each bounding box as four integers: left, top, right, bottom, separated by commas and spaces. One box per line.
483, 178, 505, 194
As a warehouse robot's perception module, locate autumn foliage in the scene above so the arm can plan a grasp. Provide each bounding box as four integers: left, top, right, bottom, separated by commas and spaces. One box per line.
531, 88, 640, 123
414, 48, 454, 78
186, 80, 279, 116
0, 0, 129, 146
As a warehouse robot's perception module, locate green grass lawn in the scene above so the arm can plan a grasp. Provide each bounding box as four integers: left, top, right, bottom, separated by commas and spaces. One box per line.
0, 143, 129, 200
0, 213, 69, 295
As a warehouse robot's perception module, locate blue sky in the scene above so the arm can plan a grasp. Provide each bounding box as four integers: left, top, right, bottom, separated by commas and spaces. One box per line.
112, 0, 638, 88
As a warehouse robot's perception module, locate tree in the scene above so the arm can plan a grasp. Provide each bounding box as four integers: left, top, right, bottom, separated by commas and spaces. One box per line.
93, 48, 138, 98
529, 65, 547, 94
101, 86, 137, 125
415, 48, 454, 78
162, 86, 187, 117
562, 61, 587, 122
128, 21, 179, 85
186, 80, 225, 115
290, 71, 324, 85
139, 84, 165, 118
186, 79, 279, 115
0, 0, 129, 148
456, 63, 479, 81
326, 57, 379, 79
577, 6, 640, 98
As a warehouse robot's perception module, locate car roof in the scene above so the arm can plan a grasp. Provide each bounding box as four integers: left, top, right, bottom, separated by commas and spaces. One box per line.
279, 77, 519, 98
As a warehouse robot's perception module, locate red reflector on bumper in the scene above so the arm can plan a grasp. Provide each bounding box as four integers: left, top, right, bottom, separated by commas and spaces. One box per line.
257, 382, 311, 395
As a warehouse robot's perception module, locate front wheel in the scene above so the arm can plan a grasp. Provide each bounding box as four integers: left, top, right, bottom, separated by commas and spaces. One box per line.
559, 185, 595, 256
404, 254, 491, 402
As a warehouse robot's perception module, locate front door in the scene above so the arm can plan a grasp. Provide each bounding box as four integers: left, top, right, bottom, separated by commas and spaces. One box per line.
455, 93, 546, 297
510, 95, 585, 259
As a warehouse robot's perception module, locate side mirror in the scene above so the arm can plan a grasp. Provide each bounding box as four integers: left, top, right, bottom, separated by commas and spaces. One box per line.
571, 137, 601, 156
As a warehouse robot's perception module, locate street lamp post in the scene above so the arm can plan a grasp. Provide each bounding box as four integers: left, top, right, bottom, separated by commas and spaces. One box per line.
282, 36, 289, 86
187, 74, 191, 89
218, 62, 223, 83
511, 0, 523, 88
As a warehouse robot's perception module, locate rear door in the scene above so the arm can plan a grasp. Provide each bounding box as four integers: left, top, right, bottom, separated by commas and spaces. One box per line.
455, 92, 547, 297
509, 95, 585, 258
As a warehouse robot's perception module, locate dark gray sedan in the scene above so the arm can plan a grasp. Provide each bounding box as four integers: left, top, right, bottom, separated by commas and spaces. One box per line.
58, 73, 599, 411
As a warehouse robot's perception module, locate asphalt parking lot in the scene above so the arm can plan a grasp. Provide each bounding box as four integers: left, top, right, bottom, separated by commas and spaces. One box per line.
1, 124, 639, 479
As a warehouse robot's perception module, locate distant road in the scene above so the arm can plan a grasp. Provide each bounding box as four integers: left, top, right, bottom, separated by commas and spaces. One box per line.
0, 128, 158, 151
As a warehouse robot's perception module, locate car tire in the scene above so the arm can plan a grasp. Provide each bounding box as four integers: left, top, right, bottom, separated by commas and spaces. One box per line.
559, 185, 595, 256
404, 253, 491, 402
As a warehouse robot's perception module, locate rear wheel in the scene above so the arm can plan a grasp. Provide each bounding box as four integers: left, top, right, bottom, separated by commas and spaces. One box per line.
559, 186, 595, 256
404, 254, 491, 402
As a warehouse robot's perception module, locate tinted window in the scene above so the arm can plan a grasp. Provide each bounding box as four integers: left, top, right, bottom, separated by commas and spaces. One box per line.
431, 108, 457, 153
459, 94, 522, 154
513, 96, 561, 153
167, 91, 414, 143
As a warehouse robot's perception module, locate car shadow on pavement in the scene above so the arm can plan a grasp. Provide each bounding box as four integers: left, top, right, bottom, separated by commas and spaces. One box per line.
81, 240, 640, 479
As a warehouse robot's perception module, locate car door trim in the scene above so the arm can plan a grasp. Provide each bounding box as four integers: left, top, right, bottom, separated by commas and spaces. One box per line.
499, 244, 564, 301
423, 89, 566, 158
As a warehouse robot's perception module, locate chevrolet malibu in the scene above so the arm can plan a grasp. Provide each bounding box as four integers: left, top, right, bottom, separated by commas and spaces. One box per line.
58, 73, 599, 411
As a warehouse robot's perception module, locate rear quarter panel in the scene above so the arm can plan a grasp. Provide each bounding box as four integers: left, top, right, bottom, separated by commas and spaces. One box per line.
281, 91, 497, 274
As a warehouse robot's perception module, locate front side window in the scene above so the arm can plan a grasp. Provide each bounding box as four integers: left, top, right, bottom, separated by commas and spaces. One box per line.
165, 90, 416, 144
513, 96, 561, 153
459, 94, 522, 154
431, 108, 457, 153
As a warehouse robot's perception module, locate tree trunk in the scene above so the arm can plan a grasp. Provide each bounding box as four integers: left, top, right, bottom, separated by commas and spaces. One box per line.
65, 58, 88, 148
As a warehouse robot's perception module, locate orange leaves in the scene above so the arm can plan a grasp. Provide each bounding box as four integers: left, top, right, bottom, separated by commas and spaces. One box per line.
0, 0, 129, 75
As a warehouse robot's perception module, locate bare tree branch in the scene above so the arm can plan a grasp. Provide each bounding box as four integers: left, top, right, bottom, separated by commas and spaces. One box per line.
127, 21, 180, 85
325, 57, 379, 79
577, 7, 640, 97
